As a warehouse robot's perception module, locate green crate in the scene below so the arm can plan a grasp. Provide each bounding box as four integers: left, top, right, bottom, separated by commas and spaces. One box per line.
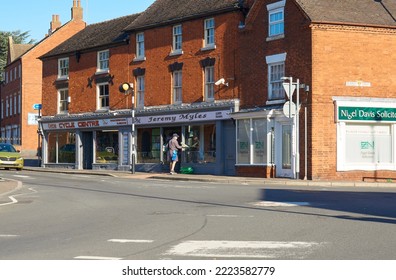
180, 166, 194, 174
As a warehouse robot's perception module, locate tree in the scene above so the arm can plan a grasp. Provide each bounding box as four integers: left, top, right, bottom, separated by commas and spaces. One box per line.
0, 30, 35, 81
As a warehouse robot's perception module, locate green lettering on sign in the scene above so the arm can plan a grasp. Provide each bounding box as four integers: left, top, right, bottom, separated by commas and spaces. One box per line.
338, 107, 396, 122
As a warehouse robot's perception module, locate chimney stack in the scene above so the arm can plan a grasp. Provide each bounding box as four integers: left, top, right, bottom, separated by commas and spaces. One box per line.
48, 14, 61, 35
71, 0, 83, 21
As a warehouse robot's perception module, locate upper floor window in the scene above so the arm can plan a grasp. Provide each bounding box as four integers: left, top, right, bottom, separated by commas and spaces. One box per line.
58, 88, 69, 114
172, 25, 183, 55
266, 53, 287, 101
267, 0, 285, 38
58, 58, 69, 79
204, 66, 215, 101
136, 75, 145, 108
173, 70, 182, 104
136, 32, 145, 60
97, 83, 109, 110
97, 50, 109, 72
203, 18, 215, 49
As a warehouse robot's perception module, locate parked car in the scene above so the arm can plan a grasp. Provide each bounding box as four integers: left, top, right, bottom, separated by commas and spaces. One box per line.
0, 143, 24, 170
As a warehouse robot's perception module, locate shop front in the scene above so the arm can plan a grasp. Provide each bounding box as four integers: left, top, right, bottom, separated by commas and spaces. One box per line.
231, 106, 296, 178
40, 101, 238, 175
334, 97, 396, 173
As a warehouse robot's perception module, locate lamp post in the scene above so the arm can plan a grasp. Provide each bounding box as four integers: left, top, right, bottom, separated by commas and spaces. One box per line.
119, 82, 135, 174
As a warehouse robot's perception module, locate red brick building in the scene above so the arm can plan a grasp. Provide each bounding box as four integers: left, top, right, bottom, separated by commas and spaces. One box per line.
39, 0, 396, 181
0, 0, 85, 158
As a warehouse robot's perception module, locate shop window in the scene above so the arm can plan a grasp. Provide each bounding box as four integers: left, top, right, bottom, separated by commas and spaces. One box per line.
237, 118, 268, 164
137, 128, 161, 163
183, 124, 216, 164
48, 132, 76, 163
345, 124, 392, 165
96, 131, 118, 164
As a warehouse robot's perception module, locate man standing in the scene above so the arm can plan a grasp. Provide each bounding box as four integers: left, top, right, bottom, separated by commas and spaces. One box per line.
168, 133, 182, 174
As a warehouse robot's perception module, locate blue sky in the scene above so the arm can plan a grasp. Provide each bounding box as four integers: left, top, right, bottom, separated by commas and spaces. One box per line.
1, 0, 155, 42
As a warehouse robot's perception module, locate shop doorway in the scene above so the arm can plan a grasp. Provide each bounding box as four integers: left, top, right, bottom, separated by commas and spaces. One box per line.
275, 123, 293, 178
82, 132, 93, 169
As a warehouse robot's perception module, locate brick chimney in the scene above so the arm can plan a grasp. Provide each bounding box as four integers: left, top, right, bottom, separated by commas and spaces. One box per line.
48, 15, 61, 35
71, 0, 83, 21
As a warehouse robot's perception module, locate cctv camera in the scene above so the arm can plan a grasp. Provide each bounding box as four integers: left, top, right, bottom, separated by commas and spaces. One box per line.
215, 78, 228, 86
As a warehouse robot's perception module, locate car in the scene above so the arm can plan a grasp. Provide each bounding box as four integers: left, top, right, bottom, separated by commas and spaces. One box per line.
0, 143, 24, 171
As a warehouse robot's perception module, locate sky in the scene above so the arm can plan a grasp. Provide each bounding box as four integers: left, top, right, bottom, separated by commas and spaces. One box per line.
1, 0, 155, 42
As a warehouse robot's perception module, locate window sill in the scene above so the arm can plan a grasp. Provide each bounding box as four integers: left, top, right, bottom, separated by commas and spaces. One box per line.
200, 45, 216, 52
266, 34, 285, 42
266, 99, 285, 105
56, 76, 69, 81
95, 69, 110, 75
169, 50, 183, 57
95, 108, 110, 113
133, 56, 146, 62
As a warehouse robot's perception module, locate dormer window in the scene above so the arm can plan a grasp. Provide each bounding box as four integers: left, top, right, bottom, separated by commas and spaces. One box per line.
58, 58, 69, 79
97, 50, 109, 73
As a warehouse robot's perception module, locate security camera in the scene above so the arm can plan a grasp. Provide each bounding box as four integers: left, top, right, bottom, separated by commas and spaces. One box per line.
215, 78, 228, 86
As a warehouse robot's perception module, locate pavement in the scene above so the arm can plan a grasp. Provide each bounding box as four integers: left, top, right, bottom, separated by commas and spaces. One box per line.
1, 166, 396, 197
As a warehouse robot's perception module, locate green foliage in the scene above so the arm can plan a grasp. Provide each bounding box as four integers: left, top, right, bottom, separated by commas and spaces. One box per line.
0, 30, 35, 80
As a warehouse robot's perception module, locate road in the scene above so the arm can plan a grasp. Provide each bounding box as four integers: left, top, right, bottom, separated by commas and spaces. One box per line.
0, 170, 395, 260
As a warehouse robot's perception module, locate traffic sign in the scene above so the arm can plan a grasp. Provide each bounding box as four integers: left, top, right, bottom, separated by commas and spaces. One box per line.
283, 101, 296, 118
282, 82, 296, 98
33, 104, 42, 110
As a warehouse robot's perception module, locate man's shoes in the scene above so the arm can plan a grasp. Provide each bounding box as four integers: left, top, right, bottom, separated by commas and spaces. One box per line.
170, 171, 177, 175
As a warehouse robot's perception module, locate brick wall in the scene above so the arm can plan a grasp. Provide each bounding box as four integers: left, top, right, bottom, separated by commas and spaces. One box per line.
311, 25, 396, 180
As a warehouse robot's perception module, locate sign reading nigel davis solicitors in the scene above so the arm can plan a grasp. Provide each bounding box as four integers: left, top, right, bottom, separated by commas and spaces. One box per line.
338, 107, 396, 122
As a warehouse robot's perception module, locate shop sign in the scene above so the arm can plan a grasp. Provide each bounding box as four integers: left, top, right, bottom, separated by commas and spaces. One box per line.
134, 110, 231, 125
43, 118, 128, 130
338, 106, 396, 122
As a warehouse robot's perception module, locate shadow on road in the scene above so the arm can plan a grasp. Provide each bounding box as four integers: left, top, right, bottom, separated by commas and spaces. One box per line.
261, 189, 396, 224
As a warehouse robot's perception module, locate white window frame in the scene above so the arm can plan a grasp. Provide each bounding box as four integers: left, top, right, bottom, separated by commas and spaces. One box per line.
97, 83, 110, 110
97, 50, 109, 73
267, 0, 286, 39
136, 76, 145, 109
173, 70, 182, 104
204, 66, 215, 102
135, 32, 145, 60
58, 88, 69, 114
266, 53, 287, 103
203, 18, 215, 50
58, 58, 69, 79
171, 25, 183, 55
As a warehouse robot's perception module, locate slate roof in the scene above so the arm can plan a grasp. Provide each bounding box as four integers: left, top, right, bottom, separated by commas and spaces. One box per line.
296, 0, 396, 27
40, 13, 140, 59
124, 0, 239, 31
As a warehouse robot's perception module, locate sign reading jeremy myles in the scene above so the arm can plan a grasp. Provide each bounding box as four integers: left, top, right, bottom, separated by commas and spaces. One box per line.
338, 106, 396, 122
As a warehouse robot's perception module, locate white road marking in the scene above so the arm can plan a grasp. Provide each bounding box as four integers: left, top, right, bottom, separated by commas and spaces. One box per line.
12, 175, 31, 178
0, 188, 37, 207
166, 240, 324, 259
108, 239, 154, 243
253, 201, 311, 207
207, 215, 254, 218
74, 256, 122, 260
0, 234, 19, 237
